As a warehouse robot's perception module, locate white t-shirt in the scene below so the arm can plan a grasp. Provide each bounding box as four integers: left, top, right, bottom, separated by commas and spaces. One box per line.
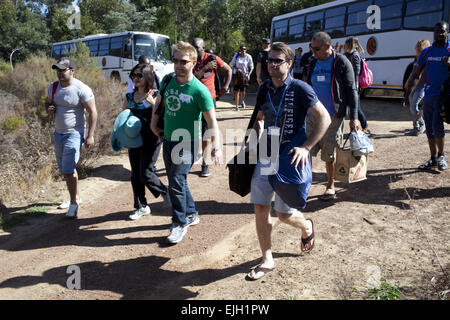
47, 78, 94, 134
231, 54, 254, 77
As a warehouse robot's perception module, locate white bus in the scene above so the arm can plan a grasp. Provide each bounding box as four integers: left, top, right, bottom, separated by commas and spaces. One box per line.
271, 0, 450, 91
51, 31, 174, 83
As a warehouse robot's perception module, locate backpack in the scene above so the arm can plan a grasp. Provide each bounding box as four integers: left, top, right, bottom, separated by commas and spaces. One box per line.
358, 58, 373, 88
209, 53, 223, 100
440, 75, 450, 124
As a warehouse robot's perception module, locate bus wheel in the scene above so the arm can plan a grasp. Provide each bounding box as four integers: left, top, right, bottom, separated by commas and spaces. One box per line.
110, 72, 121, 83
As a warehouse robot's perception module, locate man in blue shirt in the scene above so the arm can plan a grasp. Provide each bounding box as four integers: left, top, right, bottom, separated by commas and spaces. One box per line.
305, 32, 360, 201
246, 42, 331, 280
407, 21, 450, 171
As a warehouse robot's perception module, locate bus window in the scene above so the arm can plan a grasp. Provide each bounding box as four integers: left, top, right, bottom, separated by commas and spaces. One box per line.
375, 0, 402, 31
346, 0, 372, 35
289, 16, 305, 42
155, 36, 172, 63
272, 19, 288, 42
98, 38, 110, 56
134, 34, 157, 60
324, 6, 346, 38
52, 45, 61, 58
123, 37, 132, 59
305, 11, 324, 41
109, 36, 123, 57
61, 45, 70, 56
87, 40, 99, 56
404, 0, 444, 30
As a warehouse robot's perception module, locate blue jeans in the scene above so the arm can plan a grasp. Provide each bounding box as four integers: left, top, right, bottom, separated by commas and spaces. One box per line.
408, 86, 425, 130
163, 140, 200, 226
423, 96, 445, 139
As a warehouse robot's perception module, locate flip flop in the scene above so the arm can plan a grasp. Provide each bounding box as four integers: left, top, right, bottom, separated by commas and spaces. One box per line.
320, 189, 336, 201
246, 265, 274, 281
301, 219, 315, 253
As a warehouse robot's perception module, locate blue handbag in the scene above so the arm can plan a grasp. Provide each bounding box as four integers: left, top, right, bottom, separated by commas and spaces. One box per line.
268, 128, 312, 209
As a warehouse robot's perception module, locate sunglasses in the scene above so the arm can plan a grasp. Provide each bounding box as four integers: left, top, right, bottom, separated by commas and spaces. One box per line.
56, 68, 70, 73
267, 58, 287, 66
240, 48, 247, 51
311, 46, 323, 52
131, 72, 144, 79
173, 58, 194, 65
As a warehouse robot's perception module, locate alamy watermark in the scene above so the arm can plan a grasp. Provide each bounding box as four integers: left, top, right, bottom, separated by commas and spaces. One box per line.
66, 5, 81, 30
66, 265, 81, 290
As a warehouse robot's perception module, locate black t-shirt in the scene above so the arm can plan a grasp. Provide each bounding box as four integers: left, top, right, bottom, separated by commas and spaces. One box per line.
257, 50, 270, 80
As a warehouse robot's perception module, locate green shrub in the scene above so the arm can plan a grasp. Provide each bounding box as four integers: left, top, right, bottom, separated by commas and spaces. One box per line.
2, 116, 25, 132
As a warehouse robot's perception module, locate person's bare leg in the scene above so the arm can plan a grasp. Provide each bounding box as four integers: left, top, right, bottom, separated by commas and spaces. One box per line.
64, 169, 78, 204
277, 210, 314, 251
428, 138, 438, 157
235, 90, 240, 109
325, 160, 335, 191
254, 204, 275, 269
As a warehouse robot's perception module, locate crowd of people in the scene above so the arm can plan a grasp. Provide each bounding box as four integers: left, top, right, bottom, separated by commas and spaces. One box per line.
45, 21, 449, 280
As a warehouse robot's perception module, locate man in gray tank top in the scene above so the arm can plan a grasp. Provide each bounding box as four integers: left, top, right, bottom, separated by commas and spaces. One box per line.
45, 57, 97, 219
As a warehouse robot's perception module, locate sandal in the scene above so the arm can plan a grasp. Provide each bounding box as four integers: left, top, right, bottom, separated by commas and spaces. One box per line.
418, 159, 437, 170
320, 189, 336, 201
301, 219, 315, 253
246, 265, 274, 281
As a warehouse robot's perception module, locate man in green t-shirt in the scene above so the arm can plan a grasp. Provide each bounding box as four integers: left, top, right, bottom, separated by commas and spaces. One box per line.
151, 41, 222, 244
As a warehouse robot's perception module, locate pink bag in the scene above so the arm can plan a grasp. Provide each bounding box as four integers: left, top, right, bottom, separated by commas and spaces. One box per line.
359, 58, 373, 88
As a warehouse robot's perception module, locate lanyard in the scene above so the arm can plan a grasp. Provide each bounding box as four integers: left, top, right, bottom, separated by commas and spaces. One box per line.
267, 85, 288, 124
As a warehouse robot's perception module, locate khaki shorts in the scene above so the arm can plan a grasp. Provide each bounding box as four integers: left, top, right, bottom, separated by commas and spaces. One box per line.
306, 113, 344, 162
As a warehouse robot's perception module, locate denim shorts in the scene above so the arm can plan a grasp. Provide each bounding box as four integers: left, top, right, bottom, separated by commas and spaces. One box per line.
250, 161, 296, 214
423, 96, 445, 139
54, 131, 84, 174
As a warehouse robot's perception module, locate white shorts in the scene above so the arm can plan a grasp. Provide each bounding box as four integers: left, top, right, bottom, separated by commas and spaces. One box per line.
250, 161, 297, 214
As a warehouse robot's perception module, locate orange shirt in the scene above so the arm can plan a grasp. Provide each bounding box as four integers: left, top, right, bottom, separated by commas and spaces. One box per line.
193, 52, 224, 99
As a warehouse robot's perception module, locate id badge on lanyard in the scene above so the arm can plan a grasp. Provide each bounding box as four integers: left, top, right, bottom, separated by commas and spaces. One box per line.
266, 85, 288, 173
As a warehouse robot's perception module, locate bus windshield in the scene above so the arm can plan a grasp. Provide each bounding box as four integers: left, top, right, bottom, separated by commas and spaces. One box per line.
134, 34, 171, 63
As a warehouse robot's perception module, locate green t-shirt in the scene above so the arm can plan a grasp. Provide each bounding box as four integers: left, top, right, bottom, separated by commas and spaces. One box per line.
162, 75, 214, 142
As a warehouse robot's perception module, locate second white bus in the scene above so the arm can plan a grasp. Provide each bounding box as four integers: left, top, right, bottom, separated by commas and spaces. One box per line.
51, 31, 174, 83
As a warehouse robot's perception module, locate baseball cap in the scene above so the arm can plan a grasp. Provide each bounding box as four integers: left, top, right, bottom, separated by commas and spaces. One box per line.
261, 38, 270, 43
52, 57, 76, 70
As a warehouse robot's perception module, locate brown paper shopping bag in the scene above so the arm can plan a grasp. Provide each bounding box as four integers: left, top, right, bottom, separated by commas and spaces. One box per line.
334, 146, 368, 183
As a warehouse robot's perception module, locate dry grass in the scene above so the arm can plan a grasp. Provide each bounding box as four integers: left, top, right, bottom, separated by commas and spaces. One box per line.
0, 53, 125, 209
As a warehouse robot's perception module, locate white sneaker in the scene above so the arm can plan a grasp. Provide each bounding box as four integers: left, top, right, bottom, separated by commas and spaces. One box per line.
129, 206, 151, 220
58, 198, 82, 209
167, 224, 188, 244
65, 204, 78, 219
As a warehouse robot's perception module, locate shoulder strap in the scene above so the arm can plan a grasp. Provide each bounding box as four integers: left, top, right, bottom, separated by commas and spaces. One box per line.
154, 72, 175, 116
160, 72, 175, 95
51, 81, 59, 101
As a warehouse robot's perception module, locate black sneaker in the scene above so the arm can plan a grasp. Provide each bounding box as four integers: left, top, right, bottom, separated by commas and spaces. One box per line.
200, 164, 210, 177
418, 158, 437, 170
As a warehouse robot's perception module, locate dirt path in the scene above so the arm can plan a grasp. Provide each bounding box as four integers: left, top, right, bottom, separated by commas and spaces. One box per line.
0, 95, 449, 300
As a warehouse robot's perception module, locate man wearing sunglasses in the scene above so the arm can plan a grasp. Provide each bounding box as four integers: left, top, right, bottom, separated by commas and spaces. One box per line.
151, 41, 222, 244
45, 57, 97, 219
305, 32, 359, 201
191, 37, 232, 177
246, 42, 331, 280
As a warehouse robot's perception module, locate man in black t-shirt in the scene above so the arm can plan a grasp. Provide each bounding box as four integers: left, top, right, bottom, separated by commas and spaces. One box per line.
256, 38, 271, 85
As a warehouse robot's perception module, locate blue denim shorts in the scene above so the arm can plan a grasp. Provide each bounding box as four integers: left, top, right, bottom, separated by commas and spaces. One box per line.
54, 131, 84, 174
250, 161, 296, 214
